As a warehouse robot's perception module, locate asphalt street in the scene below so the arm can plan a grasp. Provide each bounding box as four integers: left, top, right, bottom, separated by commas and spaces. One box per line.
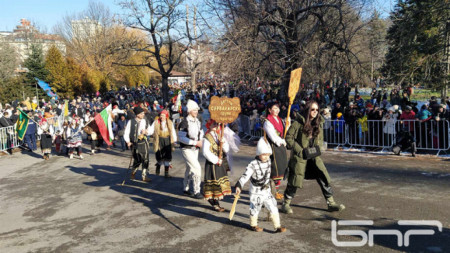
0, 143, 449, 252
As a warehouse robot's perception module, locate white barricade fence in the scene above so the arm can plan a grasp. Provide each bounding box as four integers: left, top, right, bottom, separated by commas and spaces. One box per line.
344, 119, 449, 154
346, 120, 395, 150
249, 117, 264, 140
323, 119, 348, 146
394, 119, 449, 153
239, 115, 252, 139
0, 126, 19, 153
239, 116, 449, 154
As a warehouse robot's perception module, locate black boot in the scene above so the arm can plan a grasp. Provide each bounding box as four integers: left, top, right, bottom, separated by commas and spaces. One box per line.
164, 166, 171, 178
155, 164, 161, 175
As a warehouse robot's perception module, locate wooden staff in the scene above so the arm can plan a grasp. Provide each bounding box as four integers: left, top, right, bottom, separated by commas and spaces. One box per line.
284, 68, 303, 137
218, 123, 225, 161
229, 193, 240, 220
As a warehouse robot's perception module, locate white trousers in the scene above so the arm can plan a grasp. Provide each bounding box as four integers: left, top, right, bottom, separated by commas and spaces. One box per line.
249, 186, 279, 217
182, 148, 202, 194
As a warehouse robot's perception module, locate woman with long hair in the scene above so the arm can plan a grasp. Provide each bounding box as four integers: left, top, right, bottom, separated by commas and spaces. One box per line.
152, 110, 177, 178
263, 102, 288, 200
66, 116, 84, 160
282, 101, 345, 214
202, 119, 232, 212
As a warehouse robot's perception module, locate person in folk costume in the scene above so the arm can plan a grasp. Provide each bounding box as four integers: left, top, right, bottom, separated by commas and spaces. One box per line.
263, 102, 289, 200
235, 137, 287, 232
179, 99, 204, 199
66, 116, 84, 160
38, 118, 54, 160
282, 101, 345, 214
83, 122, 98, 155
123, 107, 153, 182
151, 110, 177, 178
62, 120, 69, 156
202, 119, 232, 212
54, 130, 62, 154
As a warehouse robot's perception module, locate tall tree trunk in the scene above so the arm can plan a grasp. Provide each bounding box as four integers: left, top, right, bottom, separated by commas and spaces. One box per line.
191, 71, 197, 92
161, 76, 169, 104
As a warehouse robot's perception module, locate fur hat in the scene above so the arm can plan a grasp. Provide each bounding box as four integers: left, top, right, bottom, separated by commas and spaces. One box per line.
186, 99, 199, 113
133, 106, 145, 115
256, 137, 272, 156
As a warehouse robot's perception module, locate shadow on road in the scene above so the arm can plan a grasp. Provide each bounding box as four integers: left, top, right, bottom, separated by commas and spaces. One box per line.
67, 164, 250, 231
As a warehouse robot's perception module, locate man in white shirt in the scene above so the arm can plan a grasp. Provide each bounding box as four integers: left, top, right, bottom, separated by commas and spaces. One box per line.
178, 100, 204, 198
124, 107, 154, 182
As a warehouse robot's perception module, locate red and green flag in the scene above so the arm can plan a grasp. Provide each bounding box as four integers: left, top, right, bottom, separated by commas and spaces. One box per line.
94, 105, 114, 145
16, 109, 29, 141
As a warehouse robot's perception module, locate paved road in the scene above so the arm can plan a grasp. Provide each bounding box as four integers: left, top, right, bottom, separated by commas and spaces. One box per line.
0, 144, 449, 252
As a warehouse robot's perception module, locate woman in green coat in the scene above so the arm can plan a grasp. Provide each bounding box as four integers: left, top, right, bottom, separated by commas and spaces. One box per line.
281, 101, 345, 214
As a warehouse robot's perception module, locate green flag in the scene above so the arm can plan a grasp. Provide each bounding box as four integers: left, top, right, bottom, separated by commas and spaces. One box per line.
16, 109, 29, 141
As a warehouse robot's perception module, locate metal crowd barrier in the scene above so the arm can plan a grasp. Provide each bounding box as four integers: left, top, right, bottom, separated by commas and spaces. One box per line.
342, 119, 450, 155
0, 126, 19, 154
239, 115, 264, 141
323, 119, 348, 147
238, 115, 449, 155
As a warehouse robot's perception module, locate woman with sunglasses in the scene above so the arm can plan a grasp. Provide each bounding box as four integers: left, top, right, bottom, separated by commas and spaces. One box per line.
281, 101, 345, 214
263, 102, 289, 200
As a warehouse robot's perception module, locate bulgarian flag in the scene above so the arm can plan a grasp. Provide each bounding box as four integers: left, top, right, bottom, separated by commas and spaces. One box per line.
94, 105, 114, 145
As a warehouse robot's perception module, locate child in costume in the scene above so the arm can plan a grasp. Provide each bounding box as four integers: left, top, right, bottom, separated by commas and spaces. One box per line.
54, 130, 62, 154
235, 137, 287, 233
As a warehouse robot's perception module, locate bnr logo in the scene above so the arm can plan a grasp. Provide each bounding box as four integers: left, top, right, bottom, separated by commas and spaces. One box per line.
331, 220, 443, 247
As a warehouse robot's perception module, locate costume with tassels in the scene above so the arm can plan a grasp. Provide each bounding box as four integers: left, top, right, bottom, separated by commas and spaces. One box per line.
38, 119, 54, 160
123, 107, 153, 182
66, 116, 84, 159
263, 107, 288, 200
202, 119, 232, 212
152, 110, 177, 178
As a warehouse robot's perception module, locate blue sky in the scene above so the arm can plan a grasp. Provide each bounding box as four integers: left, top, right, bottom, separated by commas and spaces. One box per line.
0, 0, 396, 32
0, 0, 124, 32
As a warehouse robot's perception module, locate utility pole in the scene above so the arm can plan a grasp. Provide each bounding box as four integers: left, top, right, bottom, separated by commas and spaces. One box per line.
186, 5, 199, 92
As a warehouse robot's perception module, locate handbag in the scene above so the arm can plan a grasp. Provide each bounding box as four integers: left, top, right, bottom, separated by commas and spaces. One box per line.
302, 138, 321, 160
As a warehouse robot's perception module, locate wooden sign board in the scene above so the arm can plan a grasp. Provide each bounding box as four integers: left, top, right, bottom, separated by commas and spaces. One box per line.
209, 96, 241, 124
288, 68, 302, 103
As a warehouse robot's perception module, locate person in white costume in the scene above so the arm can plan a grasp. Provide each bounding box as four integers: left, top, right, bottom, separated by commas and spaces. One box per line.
235, 137, 287, 233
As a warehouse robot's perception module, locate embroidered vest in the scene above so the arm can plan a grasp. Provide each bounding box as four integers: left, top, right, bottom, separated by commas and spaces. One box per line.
153, 117, 174, 152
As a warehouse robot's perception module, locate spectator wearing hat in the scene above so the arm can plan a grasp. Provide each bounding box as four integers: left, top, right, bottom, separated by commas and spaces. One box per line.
399, 105, 416, 132
333, 112, 345, 144
416, 104, 433, 148
382, 107, 397, 147
331, 103, 343, 120
151, 110, 177, 178
434, 104, 449, 149
322, 108, 332, 144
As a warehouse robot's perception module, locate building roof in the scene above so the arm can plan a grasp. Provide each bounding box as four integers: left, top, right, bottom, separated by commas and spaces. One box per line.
170, 71, 190, 77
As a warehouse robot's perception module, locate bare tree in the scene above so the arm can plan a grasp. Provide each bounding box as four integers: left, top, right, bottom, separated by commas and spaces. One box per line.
54, 1, 131, 89
201, 0, 376, 95
118, 0, 198, 103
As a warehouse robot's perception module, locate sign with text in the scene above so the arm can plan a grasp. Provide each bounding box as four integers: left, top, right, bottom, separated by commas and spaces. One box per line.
209, 96, 241, 124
